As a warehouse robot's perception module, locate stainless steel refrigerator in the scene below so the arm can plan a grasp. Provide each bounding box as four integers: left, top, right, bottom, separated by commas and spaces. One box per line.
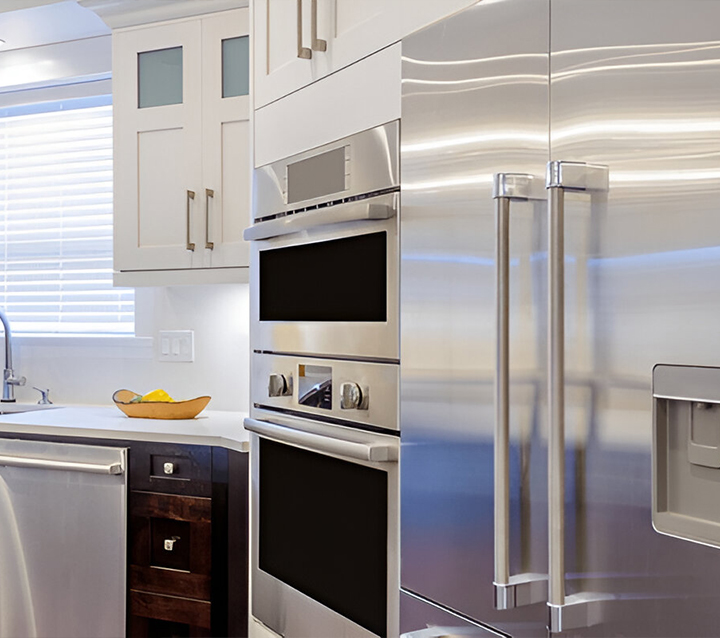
400, 1, 720, 636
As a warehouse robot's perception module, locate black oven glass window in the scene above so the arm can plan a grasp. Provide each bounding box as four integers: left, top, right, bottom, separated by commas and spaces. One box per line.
259, 438, 388, 637
259, 232, 387, 322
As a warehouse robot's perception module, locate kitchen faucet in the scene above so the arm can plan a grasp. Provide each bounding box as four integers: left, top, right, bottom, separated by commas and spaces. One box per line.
0, 309, 25, 402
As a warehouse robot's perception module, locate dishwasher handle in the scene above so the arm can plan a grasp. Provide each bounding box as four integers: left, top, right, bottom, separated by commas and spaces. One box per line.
0, 454, 124, 475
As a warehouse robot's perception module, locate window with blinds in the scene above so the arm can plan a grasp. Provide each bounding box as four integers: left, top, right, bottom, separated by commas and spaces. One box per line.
0, 95, 133, 336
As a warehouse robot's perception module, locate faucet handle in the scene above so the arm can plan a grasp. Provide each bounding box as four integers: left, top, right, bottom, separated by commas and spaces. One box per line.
8, 375, 26, 387
32, 387, 52, 405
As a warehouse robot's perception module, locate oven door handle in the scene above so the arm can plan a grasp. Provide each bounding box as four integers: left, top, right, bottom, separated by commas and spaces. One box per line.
243, 192, 397, 241
244, 417, 398, 462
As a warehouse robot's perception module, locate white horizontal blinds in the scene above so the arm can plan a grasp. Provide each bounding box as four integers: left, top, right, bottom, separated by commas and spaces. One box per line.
0, 97, 134, 335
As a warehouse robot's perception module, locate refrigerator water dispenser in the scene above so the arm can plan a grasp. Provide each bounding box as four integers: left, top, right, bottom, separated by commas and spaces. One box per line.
653, 364, 720, 547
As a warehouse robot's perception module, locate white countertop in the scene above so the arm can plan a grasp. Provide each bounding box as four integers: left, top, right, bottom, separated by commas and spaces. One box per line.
0, 405, 250, 453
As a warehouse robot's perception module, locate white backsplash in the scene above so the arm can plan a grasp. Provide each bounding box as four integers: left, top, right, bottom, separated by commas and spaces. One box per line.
11, 284, 250, 412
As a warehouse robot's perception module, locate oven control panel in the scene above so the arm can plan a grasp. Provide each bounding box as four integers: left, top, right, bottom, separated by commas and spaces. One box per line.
253, 353, 397, 431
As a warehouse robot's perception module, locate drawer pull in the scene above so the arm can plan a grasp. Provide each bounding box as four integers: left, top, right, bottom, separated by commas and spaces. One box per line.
163, 536, 180, 552
163, 462, 175, 475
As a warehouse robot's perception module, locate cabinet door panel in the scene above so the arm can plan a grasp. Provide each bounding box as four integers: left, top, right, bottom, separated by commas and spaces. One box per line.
202, 10, 251, 269
220, 120, 250, 247
334, 0, 385, 34
327, 0, 397, 72
254, 0, 318, 108
137, 128, 187, 249
114, 21, 203, 272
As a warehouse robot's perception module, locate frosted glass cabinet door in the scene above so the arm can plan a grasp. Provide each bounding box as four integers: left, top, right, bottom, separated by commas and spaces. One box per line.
114, 20, 204, 272
138, 46, 183, 108
222, 36, 249, 98
202, 9, 251, 269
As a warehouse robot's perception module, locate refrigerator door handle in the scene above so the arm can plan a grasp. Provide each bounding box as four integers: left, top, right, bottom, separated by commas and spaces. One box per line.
546, 161, 613, 632
492, 173, 548, 610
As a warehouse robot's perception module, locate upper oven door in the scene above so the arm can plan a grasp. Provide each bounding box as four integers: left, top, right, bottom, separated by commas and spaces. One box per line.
247, 192, 399, 360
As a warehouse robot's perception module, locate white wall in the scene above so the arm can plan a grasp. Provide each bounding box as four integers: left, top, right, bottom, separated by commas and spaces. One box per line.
12, 284, 250, 412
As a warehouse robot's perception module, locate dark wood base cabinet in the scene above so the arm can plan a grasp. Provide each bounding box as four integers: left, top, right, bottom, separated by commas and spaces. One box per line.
127, 442, 249, 638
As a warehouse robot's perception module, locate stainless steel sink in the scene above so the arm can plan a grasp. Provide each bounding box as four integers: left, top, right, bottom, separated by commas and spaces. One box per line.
0, 404, 58, 415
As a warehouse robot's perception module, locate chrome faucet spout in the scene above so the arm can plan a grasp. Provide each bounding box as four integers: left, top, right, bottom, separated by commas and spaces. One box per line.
0, 310, 13, 372
0, 309, 25, 402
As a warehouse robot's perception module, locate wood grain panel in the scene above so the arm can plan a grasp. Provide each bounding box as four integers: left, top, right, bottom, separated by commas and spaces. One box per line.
130, 565, 211, 601
131, 491, 212, 523
130, 590, 212, 629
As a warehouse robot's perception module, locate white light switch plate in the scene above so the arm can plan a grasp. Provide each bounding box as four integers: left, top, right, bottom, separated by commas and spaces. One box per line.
158, 330, 194, 362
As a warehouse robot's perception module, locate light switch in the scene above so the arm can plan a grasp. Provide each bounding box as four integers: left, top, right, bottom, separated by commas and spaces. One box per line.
158, 330, 194, 362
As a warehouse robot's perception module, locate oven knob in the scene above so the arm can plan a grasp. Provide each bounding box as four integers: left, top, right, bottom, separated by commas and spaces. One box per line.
268, 373, 291, 397
340, 382, 366, 410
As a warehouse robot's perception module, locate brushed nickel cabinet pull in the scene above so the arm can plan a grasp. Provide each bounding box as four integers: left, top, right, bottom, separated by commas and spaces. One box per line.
186, 189, 196, 251
205, 188, 215, 250
311, 0, 327, 52
297, 0, 312, 59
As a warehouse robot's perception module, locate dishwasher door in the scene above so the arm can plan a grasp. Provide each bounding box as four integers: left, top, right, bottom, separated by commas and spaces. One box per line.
0, 438, 127, 638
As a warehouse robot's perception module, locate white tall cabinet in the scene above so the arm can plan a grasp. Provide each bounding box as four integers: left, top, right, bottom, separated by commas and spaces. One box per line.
114, 8, 250, 283
253, 0, 477, 109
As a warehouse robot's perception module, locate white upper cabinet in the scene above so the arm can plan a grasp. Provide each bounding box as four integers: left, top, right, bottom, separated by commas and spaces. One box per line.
201, 11, 251, 269
114, 8, 250, 281
114, 20, 203, 272
253, 0, 477, 109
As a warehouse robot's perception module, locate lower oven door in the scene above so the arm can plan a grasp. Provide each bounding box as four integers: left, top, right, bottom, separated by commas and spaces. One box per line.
246, 413, 399, 638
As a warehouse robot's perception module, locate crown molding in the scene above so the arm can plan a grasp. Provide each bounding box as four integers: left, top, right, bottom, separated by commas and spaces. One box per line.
77, 0, 247, 29
0, 1, 62, 12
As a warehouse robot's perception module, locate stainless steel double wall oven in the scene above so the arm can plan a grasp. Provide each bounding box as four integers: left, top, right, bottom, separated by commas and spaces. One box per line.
245, 122, 400, 638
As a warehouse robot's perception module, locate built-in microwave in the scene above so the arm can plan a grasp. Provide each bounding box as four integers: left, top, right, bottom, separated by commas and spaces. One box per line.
245, 122, 399, 361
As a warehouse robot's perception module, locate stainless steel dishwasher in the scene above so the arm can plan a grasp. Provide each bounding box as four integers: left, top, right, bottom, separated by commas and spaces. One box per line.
0, 438, 127, 638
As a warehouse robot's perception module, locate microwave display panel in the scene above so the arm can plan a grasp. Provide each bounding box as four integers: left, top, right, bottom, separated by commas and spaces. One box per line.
286, 146, 346, 204
259, 232, 387, 322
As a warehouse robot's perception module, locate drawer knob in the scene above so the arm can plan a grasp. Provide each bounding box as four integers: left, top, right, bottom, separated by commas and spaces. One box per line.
163, 462, 175, 475
163, 536, 180, 552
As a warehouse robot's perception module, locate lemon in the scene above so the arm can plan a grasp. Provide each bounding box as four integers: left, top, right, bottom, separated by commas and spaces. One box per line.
141, 389, 174, 403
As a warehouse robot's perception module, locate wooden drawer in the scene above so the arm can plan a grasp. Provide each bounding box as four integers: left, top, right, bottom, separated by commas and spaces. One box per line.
129, 590, 211, 632
130, 442, 212, 497
130, 491, 212, 600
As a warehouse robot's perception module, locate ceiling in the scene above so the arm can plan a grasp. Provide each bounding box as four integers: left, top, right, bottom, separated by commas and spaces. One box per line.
0, 0, 247, 41
0, 1, 109, 51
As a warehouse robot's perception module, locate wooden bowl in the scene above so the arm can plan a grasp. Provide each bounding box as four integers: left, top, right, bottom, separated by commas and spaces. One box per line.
112, 390, 211, 420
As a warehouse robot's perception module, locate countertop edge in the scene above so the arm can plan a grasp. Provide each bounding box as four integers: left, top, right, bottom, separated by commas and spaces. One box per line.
0, 407, 250, 453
